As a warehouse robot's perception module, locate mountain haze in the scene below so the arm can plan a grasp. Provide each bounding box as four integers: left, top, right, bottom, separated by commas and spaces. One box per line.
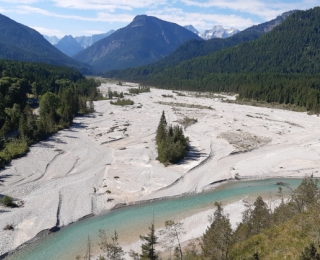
74, 30, 115, 48
0, 14, 92, 74
184, 25, 200, 35
54, 35, 84, 56
73, 15, 203, 72
44, 35, 60, 45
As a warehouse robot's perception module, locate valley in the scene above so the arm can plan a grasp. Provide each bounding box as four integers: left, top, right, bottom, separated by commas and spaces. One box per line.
1, 82, 320, 258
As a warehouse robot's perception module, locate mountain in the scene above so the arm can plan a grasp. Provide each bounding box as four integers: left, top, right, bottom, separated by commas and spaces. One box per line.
0, 14, 92, 74
200, 25, 239, 39
106, 7, 320, 113
106, 10, 297, 75
54, 35, 84, 56
44, 35, 60, 45
184, 25, 200, 35
74, 30, 115, 49
73, 15, 203, 72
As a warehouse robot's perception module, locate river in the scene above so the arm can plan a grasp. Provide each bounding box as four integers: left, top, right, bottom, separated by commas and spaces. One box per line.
4, 178, 302, 260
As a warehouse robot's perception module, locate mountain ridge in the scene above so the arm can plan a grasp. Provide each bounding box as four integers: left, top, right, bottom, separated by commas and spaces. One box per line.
73, 15, 203, 72
0, 14, 92, 74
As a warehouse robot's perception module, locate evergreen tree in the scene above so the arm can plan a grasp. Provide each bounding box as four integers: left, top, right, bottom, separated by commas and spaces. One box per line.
202, 202, 232, 260
156, 111, 167, 145
140, 223, 159, 260
155, 111, 189, 165
98, 230, 125, 260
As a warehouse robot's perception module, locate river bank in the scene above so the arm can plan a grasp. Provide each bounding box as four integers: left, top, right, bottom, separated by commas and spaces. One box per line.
1, 81, 320, 258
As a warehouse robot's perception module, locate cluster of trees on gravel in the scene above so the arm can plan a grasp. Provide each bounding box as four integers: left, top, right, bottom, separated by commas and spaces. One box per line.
77, 176, 320, 260
0, 60, 101, 168
155, 111, 189, 165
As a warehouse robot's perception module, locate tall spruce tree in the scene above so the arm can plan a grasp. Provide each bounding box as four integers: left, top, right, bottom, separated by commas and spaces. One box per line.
140, 223, 159, 260
202, 202, 232, 260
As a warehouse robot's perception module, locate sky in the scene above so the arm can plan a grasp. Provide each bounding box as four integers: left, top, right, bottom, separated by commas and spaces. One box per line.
0, 0, 318, 38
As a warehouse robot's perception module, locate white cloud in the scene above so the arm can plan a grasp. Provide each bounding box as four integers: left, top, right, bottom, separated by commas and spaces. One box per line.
0, 0, 39, 3
31, 26, 64, 37
16, 5, 134, 23
180, 0, 318, 20
147, 8, 256, 30
51, 0, 168, 11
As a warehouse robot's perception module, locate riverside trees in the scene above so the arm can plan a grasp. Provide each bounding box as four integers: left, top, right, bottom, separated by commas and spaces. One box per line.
156, 111, 189, 165
0, 60, 101, 168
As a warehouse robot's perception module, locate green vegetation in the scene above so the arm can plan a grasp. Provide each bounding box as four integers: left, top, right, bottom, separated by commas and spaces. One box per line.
106, 7, 320, 113
107, 87, 124, 99
157, 101, 212, 110
181, 176, 320, 260
128, 86, 150, 95
98, 230, 125, 260
1, 195, 13, 206
0, 60, 101, 168
140, 223, 159, 260
110, 98, 134, 106
177, 117, 198, 129
156, 111, 189, 165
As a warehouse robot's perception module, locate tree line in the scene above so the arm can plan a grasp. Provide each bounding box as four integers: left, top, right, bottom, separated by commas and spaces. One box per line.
0, 60, 101, 168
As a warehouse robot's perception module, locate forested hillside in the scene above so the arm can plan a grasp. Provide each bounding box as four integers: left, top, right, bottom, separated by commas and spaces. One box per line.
0, 14, 93, 74
0, 60, 101, 168
106, 7, 320, 113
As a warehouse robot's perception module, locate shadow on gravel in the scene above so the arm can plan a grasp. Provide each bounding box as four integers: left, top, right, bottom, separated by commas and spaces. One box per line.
0, 174, 13, 186
179, 145, 207, 164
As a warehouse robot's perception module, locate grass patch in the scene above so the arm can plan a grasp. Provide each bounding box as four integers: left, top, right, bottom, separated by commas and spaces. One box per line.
110, 98, 134, 106
225, 99, 307, 112
0, 139, 29, 168
157, 101, 213, 110
177, 117, 198, 128
1, 195, 14, 207
128, 86, 150, 95
106, 190, 111, 194
162, 94, 173, 98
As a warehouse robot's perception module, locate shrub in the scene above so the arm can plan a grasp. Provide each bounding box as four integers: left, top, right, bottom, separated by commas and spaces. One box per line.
1, 195, 13, 206
3, 224, 14, 230
110, 99, 134, 106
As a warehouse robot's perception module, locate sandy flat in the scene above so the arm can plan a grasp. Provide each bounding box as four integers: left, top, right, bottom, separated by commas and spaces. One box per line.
1, 82, 320, 256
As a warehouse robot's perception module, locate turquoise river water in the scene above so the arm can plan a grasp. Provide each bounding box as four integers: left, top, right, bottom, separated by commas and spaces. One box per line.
5, 178, 303, 260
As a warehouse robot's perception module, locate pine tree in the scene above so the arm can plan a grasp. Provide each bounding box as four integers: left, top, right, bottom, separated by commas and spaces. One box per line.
156, 111, 167, 145
140, 223, 159, 260
202, 202, 232, 260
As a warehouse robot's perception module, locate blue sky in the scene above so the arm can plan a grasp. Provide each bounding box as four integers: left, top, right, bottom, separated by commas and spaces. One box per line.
0, 0, 318, 38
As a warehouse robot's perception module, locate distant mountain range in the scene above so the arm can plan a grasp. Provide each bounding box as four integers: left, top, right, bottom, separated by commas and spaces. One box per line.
73, 15, 203, 72
75, 31, 115, 49
184, 24, 239, 39
200, 25, 239, 39
44, 31, 115, 57
0, 14, 92, 74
